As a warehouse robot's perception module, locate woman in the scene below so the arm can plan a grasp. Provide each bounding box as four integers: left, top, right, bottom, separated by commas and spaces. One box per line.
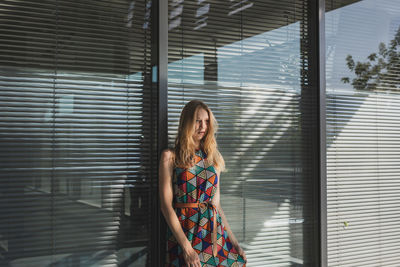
159, 100, 247, 266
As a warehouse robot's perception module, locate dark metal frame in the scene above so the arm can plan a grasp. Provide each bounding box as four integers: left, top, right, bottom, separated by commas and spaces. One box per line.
308, 0, 327, 266
154, 0, 168, 266
299, 0, 327, 265
318, 0, 327, 266
306, 0, 327, 266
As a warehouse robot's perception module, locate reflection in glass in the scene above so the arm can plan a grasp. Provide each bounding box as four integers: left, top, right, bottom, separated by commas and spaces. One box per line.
0, 1, 154, 266
326, 0, 400, 266
168, 0, 318, 266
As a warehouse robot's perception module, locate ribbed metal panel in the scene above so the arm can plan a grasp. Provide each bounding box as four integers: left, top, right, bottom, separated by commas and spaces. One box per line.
0, 0, 154, 266
167, 1, 318, 266
326, 1, 400, 266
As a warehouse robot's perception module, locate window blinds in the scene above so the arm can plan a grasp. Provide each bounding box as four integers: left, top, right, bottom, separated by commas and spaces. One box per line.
167, 1, 319, 266
326, 1, 400, 266
0, 0, 155, 266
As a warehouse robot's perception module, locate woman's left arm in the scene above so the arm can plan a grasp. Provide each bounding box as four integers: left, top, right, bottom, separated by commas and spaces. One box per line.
212, 168, 247, 261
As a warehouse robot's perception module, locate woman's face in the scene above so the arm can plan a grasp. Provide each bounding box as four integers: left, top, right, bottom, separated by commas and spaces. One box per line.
192, 108, 209, 143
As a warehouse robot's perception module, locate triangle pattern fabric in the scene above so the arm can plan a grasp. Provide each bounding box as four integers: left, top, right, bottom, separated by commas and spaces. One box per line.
165, 149, 247, 267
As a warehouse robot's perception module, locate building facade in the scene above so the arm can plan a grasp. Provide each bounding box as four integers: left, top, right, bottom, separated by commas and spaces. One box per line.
0, 0, 399, 266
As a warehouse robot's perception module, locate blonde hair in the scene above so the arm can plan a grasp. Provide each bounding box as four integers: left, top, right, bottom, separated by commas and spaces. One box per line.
173, 100, 225, 171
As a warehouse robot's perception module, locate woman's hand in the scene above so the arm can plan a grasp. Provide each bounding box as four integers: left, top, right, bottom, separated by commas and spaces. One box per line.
183, 247, 201, 267
233, 242, 247, 262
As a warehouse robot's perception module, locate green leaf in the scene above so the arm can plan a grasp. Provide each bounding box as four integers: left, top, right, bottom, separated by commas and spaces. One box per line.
368, 53, 377, 61
341, 77, 350, 83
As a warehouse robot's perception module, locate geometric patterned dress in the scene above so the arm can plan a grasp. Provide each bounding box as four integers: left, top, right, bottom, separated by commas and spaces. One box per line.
165, 148, 247, 266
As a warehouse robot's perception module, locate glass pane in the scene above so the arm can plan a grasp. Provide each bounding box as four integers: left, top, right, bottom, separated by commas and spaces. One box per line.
167, 1, 319, 266
0, 1, 154, 266
326, 0, 400, 266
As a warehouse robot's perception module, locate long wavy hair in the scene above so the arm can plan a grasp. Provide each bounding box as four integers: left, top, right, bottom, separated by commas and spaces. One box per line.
173, 100, 225, 171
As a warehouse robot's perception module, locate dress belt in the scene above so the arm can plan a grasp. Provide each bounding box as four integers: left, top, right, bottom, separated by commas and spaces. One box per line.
174, 201, 218, 257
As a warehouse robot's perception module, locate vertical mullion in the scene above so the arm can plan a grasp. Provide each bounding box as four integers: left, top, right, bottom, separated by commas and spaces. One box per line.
304, 0, 326, 266
154, 0, 168, 266
318, 0, 327, 266
158, 0, 168, 150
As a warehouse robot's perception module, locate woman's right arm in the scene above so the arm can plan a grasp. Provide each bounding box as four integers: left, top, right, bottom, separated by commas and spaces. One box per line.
159, 149, 201, 267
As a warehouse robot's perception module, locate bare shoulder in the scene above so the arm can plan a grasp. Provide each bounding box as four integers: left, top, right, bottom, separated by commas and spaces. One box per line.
160, 148, 175, 165
161, 148, 174, 158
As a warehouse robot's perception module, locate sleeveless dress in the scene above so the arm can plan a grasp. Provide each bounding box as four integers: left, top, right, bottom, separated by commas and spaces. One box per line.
165, 149, 247, 267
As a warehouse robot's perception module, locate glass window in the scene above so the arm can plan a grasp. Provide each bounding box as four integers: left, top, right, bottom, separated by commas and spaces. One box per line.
0, 1, 155, 266
167, 1, 319, 265
326, 0, 400, 266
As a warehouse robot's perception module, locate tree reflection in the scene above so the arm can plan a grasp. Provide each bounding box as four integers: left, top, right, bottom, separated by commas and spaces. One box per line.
342, 25, 400, 91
